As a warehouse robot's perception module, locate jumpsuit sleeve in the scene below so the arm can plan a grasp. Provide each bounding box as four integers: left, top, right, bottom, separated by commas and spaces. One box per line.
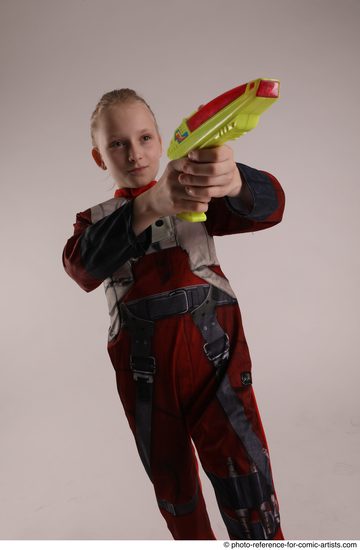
62, 199, 152, 292
204, 162, 285, 236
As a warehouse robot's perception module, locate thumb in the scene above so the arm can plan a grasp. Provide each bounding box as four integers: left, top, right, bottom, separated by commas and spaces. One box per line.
168, 157, 188, 173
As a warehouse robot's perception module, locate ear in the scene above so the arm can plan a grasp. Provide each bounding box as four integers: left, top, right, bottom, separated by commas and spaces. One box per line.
92, 147, 106, 170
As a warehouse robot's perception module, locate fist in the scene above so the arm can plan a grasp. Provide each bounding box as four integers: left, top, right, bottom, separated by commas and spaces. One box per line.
176, 144, 243, 201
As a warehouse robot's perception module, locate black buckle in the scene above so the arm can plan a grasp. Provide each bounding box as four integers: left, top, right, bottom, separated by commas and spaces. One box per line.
130, 356, 156, 382
168, 288, 189, 315
241, 371, 252, 386
203, 334, 230, 367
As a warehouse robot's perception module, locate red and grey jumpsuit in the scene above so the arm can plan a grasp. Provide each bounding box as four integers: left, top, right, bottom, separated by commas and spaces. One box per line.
62, 162, 285, 540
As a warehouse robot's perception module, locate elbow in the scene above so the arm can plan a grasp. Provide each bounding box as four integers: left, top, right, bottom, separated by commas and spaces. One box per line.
263, 171, 286, 225
275, 185, 286, 224
62, 247, 103, 293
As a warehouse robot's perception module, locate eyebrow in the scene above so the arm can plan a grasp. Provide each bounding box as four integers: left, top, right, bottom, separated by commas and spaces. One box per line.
108, 129, 154, 140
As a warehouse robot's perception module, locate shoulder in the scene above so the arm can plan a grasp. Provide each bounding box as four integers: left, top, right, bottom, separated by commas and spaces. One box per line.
79, 196, 128, 224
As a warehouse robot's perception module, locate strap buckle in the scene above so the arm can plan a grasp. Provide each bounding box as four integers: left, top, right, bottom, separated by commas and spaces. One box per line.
130, 356, 156, 382
203, 333, 230, 367
168, 288, 189, 315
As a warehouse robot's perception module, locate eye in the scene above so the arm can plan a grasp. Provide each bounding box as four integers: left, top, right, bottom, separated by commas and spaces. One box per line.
109, 140, 125, 148
142, 135, 152, 142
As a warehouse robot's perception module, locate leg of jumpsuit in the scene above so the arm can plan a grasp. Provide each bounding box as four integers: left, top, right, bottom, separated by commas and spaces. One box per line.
107, 304, 284, 540
184, 302, 284, 540
107, 314, 216, 540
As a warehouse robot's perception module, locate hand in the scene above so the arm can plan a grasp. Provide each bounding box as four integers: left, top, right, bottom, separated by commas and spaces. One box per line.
132, 156, 212, 235
145, 157, 213, 218
177, 144, 243, 201
132, 144, 248, 235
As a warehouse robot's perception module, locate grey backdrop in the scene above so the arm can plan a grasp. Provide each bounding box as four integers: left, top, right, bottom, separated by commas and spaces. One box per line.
1, 0, 359, 540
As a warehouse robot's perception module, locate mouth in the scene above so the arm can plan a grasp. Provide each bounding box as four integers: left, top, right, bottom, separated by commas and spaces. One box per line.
128, 166, 148, 174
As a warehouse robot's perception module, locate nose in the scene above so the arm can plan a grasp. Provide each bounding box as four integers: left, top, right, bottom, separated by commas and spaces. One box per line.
128, 143, 142, 162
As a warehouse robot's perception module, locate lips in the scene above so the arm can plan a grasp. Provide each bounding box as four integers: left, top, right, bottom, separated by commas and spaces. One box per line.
129, 166, 147, 173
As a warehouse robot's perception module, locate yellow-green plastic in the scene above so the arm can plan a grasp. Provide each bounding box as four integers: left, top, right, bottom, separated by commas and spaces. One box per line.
167, 78, 280, 222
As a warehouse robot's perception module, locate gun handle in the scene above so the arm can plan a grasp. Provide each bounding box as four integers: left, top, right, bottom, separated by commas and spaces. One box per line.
177, 211, 207, 222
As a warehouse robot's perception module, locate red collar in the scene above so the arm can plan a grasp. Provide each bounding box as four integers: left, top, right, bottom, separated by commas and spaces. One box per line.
114, 180, 157, 199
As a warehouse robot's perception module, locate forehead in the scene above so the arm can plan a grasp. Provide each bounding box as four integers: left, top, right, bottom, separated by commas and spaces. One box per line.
97, 101, 156, 136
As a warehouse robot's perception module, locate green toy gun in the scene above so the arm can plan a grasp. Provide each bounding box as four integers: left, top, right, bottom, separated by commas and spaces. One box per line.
167, 77, 280, 222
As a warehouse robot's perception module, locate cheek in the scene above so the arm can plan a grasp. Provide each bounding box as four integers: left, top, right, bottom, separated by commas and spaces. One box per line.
109, 151, 127, 166
152, 142, 162, 160
151, 152, 161, 167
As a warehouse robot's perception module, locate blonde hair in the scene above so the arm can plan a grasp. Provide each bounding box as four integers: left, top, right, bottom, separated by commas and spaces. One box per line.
90, 88, 159, 146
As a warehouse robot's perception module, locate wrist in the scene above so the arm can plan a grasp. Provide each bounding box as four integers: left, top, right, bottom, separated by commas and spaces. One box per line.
227, 164, 254, 211
227, 165, 243, 197
132, 190, 159, 236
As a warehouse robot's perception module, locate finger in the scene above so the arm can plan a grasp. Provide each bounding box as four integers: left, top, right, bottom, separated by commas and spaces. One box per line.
169, 157, 191, 173
182, 158, 235, 177
173, 184, 212, 203
174, 193, 210, 212
188, 144, 233, 163
180, 199, 209, 213
182, 186, 211, 202
179, 171, 235, 188
185, 184, 232, 200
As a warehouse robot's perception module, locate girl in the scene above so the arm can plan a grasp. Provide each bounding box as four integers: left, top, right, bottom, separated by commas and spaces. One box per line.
62, 88, 285, 540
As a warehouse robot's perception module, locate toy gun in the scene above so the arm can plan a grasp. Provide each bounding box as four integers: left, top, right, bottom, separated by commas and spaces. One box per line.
167, 77, 280, 222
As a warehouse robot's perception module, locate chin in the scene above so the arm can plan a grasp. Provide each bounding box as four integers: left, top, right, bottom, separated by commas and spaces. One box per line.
129, 175, 153, 186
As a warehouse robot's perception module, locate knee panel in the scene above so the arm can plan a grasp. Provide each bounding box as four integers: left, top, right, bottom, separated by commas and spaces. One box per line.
206, 459, 281, 540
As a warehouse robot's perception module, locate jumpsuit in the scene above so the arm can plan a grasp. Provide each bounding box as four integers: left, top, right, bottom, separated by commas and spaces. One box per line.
62, 162, 286, 540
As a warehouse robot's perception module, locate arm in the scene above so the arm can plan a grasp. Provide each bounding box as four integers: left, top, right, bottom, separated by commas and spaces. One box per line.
62, 153, 215, 293
174, 145, 285, 235
204, 162, 285, 236
62, 200, 152, 292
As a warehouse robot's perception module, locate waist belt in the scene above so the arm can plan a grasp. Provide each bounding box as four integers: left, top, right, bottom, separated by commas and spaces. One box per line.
124, 284, 227, 320
120, 284, 237, 515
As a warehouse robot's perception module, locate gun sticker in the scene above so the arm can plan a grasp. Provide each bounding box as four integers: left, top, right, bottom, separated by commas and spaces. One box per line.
175, 128, 189, 143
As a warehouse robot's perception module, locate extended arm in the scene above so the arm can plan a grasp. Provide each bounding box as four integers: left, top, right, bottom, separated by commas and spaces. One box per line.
204, 162, 285, 236
62, 200, 151, 292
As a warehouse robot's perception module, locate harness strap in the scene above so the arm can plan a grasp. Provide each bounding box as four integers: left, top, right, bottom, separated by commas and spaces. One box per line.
191, 285, 237, 369
119, 284, 237, 505
125, 284, 210, 320
120, 303, 155, 480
